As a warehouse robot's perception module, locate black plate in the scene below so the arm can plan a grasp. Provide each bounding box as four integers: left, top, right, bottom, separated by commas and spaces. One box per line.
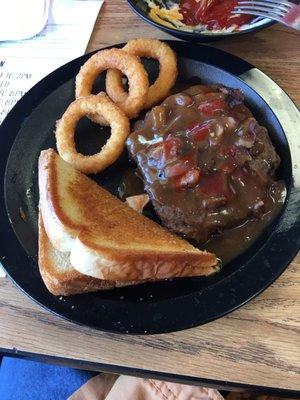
127, 0, 275, 42
0, 42, 299, 334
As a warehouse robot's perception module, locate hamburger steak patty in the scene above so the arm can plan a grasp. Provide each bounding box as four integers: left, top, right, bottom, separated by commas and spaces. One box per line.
127, 85, 285, 243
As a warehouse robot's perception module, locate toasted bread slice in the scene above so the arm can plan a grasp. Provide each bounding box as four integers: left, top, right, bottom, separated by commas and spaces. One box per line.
38, 213, 139, 295
39, 149, 219, 281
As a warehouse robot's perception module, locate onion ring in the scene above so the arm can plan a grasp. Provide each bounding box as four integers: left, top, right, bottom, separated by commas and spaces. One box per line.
106, 39, 178, 110
75, 48, 149, 121
55, 93, 130, 174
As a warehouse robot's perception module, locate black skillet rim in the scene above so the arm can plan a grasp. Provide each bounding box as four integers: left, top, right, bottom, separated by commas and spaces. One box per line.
0, 42, 299, 335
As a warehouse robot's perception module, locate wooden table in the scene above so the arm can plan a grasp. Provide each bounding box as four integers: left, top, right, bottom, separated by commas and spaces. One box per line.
1, 0, 299, 396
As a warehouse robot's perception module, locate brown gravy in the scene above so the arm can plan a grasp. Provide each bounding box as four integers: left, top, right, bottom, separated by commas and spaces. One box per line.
118, 169, 285, 264
202, 200, 284, 263
124, 84, 286, 263
118, 169, 145, 201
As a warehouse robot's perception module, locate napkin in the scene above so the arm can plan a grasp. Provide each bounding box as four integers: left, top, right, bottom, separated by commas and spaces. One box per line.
69, 374, 225, 400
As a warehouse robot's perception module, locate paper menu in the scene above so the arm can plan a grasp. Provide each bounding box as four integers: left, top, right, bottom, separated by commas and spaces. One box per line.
0, 0, 104, 125
0, 0, 103, 277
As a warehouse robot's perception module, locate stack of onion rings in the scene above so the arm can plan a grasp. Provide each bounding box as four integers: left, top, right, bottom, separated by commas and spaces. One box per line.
106, 39, 178, 110
75, 48, 149, 121
56, 93, 130, 174
55, 40, 178, 175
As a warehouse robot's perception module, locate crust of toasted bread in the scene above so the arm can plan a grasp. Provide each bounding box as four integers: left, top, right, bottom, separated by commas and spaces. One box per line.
70, 231, 219, 281
38, 213, 141, 295
39, 149, 219, 281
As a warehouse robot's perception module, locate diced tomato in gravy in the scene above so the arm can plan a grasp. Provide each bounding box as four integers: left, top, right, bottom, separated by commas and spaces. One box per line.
199, 172, 232, 198
198, 99, 228, 116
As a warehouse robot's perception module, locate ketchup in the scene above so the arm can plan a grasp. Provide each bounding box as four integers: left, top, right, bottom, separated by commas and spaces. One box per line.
179, 0, 254, 30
